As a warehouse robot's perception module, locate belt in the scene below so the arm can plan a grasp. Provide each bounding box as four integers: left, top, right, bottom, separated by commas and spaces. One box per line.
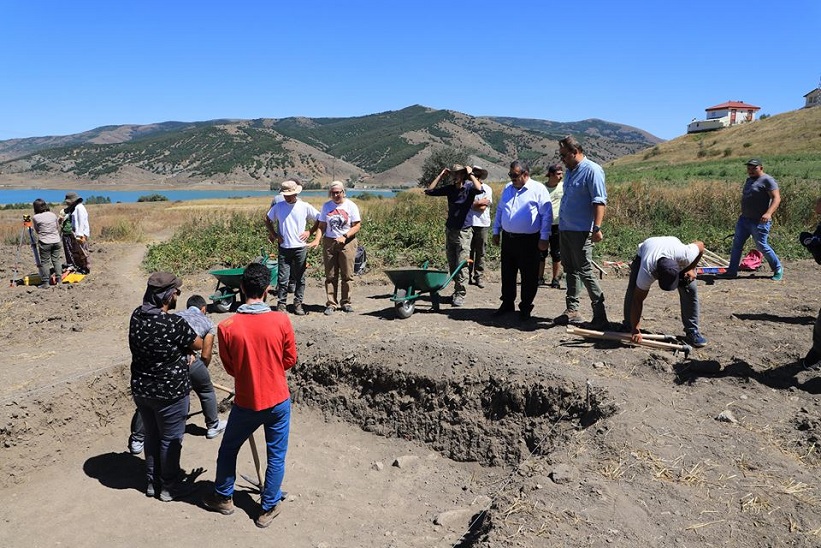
502, 230, 539, 239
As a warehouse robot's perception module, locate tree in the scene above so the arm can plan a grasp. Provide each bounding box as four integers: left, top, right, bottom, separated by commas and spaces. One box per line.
417, 147, 469, 188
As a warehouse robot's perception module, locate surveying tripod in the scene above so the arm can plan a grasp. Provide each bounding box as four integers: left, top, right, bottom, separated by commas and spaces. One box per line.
11, 214, 42, 286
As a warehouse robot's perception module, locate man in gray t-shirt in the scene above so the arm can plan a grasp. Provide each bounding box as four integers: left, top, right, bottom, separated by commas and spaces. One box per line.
719, 158, 783, 280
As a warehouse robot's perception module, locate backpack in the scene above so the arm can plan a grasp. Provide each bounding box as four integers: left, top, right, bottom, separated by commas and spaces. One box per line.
354, 245, 367, 275
739, 249, 763, 271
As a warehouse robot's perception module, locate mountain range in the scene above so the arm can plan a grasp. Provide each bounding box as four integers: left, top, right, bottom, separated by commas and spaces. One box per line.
0, 105, 662, 187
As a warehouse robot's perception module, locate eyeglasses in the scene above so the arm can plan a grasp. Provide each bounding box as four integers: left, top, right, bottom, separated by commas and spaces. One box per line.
331, 191, 344, 196
508, 172, 523, 179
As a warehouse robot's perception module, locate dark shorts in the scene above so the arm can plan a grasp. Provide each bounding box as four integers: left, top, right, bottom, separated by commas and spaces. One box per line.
539, 225, 561, 262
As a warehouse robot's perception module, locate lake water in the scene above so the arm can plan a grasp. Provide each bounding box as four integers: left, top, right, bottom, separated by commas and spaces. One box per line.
0, 187, 398, 205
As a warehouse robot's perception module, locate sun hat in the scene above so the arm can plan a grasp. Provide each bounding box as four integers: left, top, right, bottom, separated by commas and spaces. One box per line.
147, 272, 183, 292
450, 165, 488, 180
656, 258, 680, 291
64, 192, 80, 204
280, 180, 303, 196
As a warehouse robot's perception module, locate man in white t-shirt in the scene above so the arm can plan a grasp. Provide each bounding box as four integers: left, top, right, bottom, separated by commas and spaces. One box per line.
265, 180, 320, 315
464, 167, 492, 288
622, 236, 707, 347
318, 181, 362, 314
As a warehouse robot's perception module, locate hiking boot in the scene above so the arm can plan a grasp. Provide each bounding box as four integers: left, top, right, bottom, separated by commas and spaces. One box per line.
293, 303, 307, 316
159, 479, 198, 502
519, 306, 533, 321
128, 436, 144, 455
276, 303, 287, 313
802, 349, 821, 369
203, 492, 235, 515
206, 419, 227, 440
684, 330, 708, 348
587, 315, 610, 331
556, 309, 583, 325
324, 306, 335, 315
255, 504, 282, 528
493, 304, 515, 317
452, 295, 465, 307
474, 278, 485, 289
550, 278, 562, 289
771, 267, 784, 281
341, 304, 354, 313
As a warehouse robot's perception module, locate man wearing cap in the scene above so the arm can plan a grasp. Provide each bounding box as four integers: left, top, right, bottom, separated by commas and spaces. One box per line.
61, 192, 91, 274
464, 167, 493, 289
203, 262, 297, 528
130, 272, 203, 501
719, 159, 783, 280
265, 180, 320, 315
556, 136, 608, 328
623, 236, 708, 347
425, 164, 485, 306
492, 160, 552, 321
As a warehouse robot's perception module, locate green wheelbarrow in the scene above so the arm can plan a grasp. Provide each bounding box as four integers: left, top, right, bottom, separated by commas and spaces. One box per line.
208, 251, 278, 313
384, 259, 470, 319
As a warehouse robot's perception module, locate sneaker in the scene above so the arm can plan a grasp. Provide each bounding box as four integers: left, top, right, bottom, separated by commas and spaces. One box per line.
556, 309, 583, 325
159, 475, 199, 502
550, 278, 561, 289
538, 277, 548, 286
684, 330, 708, 348
475, 279, 485, 289
276, 303, 287, 313
802, 349, 821, 369
341, 304, 354, 313
293, 303, 307, 316
206, 419, 227, 439
452, 295, 465, 307
255, 504, 282, 528
771, 267, 784, 281
203, 492, 235, 515
146, 482, 156, 498
324, 306, 335, 316
493, 304, 515, 317
128, 436, 144, 455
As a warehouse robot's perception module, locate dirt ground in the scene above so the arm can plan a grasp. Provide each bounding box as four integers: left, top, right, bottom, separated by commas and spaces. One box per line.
2, 226, 821, 547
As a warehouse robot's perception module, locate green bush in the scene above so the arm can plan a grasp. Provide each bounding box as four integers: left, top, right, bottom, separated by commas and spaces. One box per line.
137, 194, 170, 202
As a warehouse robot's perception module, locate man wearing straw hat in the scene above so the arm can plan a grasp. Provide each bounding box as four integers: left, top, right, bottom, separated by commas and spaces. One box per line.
424, 164, 485, 307
265, 179, 320, 316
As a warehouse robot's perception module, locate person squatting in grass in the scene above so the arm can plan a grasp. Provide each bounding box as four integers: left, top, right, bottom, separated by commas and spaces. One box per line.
203, 262, 297, 528
129, 272, 203, 501
318, 181, 362, 315
31, 198, 62, 287
719, 158, 783, 280
424, 164, 485, 307
265, 179, 320, 316
556, 136, 609, 328
492, 160, 552, 321
622, 236, 708, 348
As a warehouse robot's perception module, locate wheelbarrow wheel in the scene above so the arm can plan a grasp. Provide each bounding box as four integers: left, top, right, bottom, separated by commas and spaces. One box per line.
394, 289, 415, 319
213, 287, 234, 313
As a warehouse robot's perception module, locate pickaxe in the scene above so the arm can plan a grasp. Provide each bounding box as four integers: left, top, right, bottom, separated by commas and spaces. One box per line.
212, 382, 264, 493
566, 326, 692, 358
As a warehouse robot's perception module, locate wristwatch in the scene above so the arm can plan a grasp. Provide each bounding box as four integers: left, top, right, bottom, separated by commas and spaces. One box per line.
592, 225, 601, 233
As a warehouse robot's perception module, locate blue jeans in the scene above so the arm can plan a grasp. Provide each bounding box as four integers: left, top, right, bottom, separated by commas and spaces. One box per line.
133, 394, 189, 489
623, 256, 700, 335
727, 216, 781, 276
277, 246, 308, 305
214, 399, 290, 512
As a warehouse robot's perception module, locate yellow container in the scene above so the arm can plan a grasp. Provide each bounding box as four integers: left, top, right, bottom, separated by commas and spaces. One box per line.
23, 274, 43, 286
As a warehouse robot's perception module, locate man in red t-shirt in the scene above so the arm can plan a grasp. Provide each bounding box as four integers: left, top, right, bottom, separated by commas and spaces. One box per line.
203, 262, 297, 528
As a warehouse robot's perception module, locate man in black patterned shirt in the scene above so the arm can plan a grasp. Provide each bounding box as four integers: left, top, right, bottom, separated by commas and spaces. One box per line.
130, 272, 202, 501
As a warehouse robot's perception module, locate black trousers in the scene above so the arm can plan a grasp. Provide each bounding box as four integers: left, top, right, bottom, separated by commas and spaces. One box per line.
500, 231, 541, 312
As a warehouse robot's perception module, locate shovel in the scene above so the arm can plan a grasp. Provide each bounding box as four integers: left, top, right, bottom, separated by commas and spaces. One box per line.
566, 326, 692, 357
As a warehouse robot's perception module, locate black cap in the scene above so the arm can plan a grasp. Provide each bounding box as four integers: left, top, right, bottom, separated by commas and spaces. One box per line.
656, 258, 679, 291
147, 272, 182, 292
745, 158, 762, 167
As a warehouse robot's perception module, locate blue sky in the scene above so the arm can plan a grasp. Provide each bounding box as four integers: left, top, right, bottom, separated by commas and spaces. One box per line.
2, 0, 818, 141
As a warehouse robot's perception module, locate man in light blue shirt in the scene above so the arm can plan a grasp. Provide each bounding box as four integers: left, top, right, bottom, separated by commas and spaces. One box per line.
492, 160, 553, 321
556, 136, 608, 328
